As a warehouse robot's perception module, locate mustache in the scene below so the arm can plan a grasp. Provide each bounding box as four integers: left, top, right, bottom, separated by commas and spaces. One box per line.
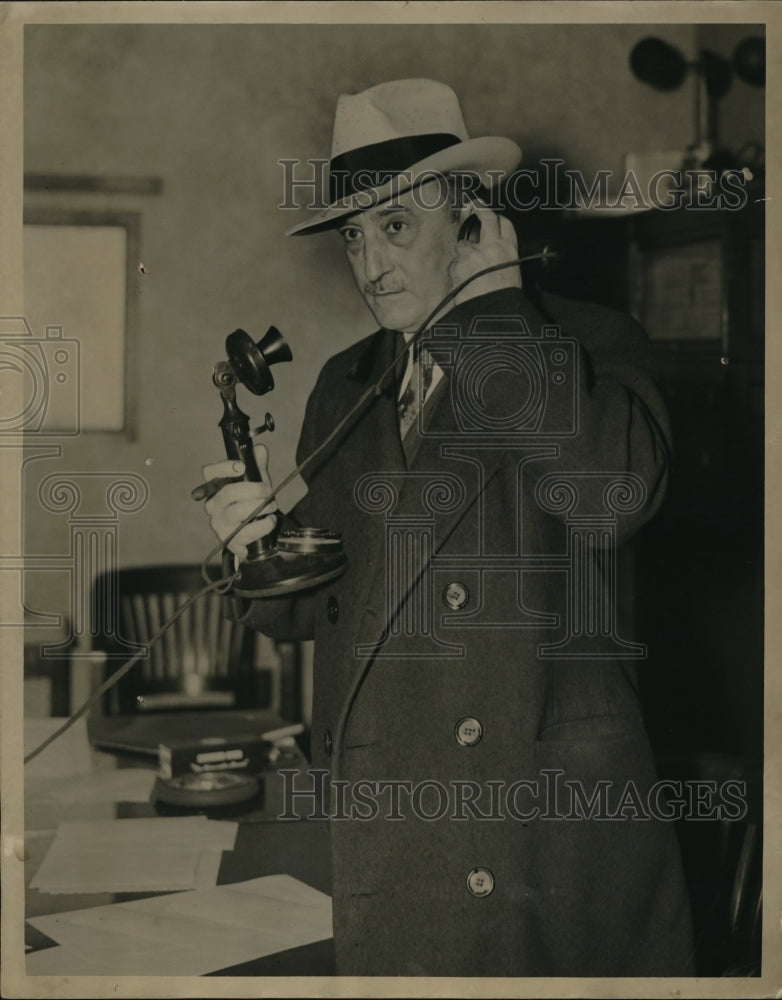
364, 280, 404, 296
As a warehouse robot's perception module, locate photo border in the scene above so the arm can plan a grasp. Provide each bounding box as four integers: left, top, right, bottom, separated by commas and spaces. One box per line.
2, 3, 779, 998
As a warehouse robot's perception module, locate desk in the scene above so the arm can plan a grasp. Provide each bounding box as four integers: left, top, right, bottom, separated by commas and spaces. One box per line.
24, 716, 334, 977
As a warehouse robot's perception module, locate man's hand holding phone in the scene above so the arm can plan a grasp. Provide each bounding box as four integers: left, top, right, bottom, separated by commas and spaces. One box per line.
449, 200, 521, 307
200, 442, 278, 560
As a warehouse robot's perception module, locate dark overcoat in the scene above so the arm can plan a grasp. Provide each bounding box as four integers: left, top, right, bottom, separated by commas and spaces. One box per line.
235, 286, 695, 977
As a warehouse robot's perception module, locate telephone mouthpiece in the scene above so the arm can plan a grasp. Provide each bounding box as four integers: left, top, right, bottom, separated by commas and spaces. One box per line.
226, 326, 293, 395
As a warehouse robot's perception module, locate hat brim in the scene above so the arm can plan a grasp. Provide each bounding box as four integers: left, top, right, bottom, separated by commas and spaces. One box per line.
285, 135, 522, 236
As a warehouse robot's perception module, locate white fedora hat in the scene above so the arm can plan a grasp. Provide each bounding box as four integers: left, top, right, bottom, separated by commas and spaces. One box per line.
286, 78, 522, 236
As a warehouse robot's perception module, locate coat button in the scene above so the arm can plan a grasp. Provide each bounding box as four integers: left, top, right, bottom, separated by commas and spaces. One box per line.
467, 867, 494, 897
327, 596, 339, 624
443, 581, 469, 610
323, 729, 333, 757
455, 717, 483, 747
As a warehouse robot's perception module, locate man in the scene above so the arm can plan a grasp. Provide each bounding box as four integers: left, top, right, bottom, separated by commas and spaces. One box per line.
202, 79, 694, 977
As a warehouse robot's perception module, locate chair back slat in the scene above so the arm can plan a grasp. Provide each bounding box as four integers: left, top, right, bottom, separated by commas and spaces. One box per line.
146, 596, 165, 679
218, 607, 234, 676
229, 613, 250, 673
207, 590, 221, 671
192, 592, 208, 676
119, 595, 136, 644
160, 592, 179, 679
171, 591, 191, 678
133, 595, 153, 679
94, 564, 267, 715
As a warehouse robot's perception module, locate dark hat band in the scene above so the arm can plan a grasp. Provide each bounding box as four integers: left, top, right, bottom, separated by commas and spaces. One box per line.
329, 133, 461, 203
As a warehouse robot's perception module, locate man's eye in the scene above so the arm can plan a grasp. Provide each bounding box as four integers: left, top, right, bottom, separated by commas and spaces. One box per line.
386, 220, 406, 234
341, 228, 361, 243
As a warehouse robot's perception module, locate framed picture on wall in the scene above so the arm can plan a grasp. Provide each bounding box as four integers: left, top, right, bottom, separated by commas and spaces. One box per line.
23, 176, 162, 439
23, 207, 140, 437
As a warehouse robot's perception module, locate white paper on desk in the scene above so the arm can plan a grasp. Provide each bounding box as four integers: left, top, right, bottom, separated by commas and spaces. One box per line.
165, 875, 333, 937
31, 841, 210, 893
55, 816, 238, 851
29, 816, 237, 893
53, 914, 271, 977
70, 902, 250, 950
25, 767, 157, 804
27, 918, 173, 961
193, 849, 224, 890
232, 872, 333, 909
28, 875, 333, 976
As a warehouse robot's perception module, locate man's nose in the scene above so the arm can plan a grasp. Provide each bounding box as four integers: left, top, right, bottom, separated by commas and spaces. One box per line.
363, 237, 392, 283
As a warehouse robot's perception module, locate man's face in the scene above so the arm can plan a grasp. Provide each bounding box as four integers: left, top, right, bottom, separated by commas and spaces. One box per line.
338, 182, 461, 336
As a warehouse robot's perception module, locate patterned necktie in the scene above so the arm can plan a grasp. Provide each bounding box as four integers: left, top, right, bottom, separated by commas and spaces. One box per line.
398, 339, 433, 446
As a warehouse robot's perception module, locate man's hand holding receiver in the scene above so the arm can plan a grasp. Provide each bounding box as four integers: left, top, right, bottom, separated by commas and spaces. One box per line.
201, 442, 278, 561
449, 199, 521, 307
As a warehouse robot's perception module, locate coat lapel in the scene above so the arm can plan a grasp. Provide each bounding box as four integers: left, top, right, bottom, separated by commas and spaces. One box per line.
400, 367, 510, 557
338, 330, 407, 638
347, 349, 511, 671
344, 327, 406, 472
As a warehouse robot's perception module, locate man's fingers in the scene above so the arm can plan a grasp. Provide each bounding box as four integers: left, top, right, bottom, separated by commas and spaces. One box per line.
449, 203, 522, 307
475, 199, 503, 236
460, 199, 503, 242
230, 516, 277, 548
212, 497, 276, 527
191, 476, 240, 503
198, 447, 278, 503
217, 514, 277, 557
202, 459, 245, 482
253, 441, 270, 468
203, 446, 271, 484
233, 497, 277, 520
199, 448, 279, 557
252, 442, 274, 487
204, 482, 277, 517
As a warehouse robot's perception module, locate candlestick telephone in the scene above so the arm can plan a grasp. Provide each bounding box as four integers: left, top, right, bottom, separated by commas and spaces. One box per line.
191, 325, 348, 599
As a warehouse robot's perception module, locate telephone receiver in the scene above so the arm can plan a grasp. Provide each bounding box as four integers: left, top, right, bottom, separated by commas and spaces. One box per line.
455, 207, 560, 271
197, 325, 347, 598
457, 213, 482, 244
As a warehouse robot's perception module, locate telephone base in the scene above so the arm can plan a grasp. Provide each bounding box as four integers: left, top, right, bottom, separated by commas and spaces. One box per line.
233, 548, 348, 598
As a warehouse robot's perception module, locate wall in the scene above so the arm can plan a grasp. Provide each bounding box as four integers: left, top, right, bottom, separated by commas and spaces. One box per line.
21, 21, 701, 623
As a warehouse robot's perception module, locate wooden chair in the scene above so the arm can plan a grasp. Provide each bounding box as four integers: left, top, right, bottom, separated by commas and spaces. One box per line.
656, 750, 763, 976
91, 565, 269, 715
